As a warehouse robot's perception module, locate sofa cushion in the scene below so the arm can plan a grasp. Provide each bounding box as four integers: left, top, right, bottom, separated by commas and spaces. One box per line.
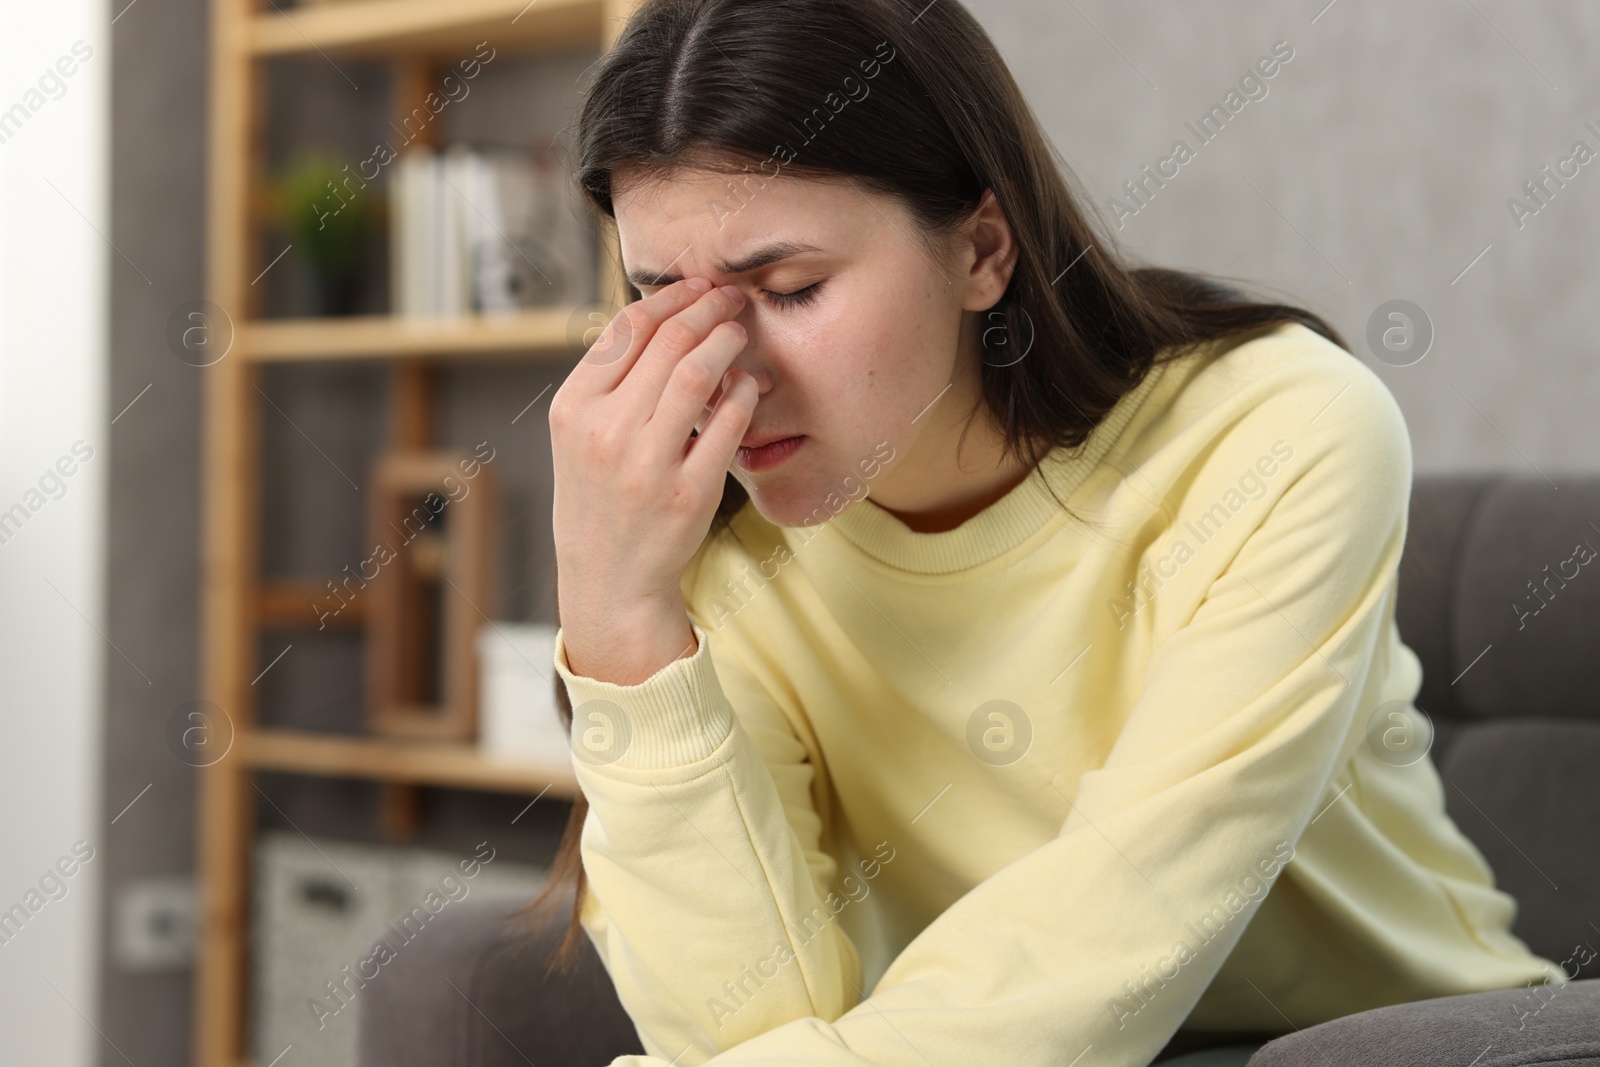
1450, 480, 1600, 723
1247, 978, 1600, 1066
356, 890, 645, 1067
1397, 476, 1493, 729
1440, 721, 1600, 981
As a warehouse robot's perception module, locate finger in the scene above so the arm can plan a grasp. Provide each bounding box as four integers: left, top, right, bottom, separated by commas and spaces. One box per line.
693, 375, 733, 435
684, 367, 758, 485
617, 285, 746, 421
645, 317, 749, 452
571, 278, 711, 392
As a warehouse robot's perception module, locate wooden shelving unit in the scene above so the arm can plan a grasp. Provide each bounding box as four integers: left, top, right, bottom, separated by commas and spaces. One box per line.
247, 0, 609, 58
241, 729, 579, 795
243, 307, 573, 361
197, 2, 638, 1063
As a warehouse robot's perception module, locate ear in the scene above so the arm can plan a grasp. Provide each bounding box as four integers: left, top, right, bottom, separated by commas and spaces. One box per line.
959, 188, 1019, 313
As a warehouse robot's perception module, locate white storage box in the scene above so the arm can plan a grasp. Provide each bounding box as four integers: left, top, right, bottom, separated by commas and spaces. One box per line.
251, 831, 549, 1067
476, 622, 570, 762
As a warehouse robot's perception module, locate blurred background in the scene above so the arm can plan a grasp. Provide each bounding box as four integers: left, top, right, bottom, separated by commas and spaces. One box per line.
1, 1, 1596, 1065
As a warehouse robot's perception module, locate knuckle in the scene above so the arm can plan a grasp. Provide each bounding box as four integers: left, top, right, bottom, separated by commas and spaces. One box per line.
548, 391, 572, 429
616, 304, 646, 336
587, 419, 626, 458
673, 358, 716, 398
603, 307, 642, 352
654, 316, 701, 354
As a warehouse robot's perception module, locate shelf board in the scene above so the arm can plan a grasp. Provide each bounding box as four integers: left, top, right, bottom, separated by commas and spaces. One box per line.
242, 308, 582, 361
241, 728, 579, 797
258, 579, 365, 629
247, 0, 607, 58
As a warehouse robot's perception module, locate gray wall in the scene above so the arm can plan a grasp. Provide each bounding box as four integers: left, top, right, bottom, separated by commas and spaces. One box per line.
103, 1, 1600, 1063
988, 0, 1599, 478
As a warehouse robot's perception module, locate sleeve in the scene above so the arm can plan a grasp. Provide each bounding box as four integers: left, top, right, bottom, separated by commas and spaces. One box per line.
551, 614, 864, 1063
579, 358, 1418, 1067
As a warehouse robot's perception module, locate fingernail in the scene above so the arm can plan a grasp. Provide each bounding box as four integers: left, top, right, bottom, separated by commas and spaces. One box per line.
720, 284, 745, 302
684, 277, 713, 293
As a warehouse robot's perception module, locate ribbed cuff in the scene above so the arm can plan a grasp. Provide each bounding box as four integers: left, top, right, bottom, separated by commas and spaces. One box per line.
551, 617, 736, 770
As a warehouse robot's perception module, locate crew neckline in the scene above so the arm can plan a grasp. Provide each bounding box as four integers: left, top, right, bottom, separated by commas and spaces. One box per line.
824, 359, 1170, 575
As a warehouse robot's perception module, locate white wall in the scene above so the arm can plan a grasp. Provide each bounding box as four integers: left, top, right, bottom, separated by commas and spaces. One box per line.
0, 2, 108, 1065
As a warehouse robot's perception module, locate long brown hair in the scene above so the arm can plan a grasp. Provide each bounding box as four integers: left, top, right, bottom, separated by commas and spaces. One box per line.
522, 0, 1351, 975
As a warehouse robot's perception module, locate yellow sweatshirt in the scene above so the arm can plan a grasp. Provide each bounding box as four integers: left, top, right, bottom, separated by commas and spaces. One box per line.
551, 321, 1563, 1067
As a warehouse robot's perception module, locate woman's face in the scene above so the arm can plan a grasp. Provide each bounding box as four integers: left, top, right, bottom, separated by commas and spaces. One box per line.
612, 164, 1007, 529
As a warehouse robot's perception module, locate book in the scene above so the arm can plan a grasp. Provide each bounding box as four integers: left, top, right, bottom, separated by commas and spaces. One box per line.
388, 144, 595, 318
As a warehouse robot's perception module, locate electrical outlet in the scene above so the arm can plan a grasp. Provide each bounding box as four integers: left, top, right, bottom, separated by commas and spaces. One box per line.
113, 875, 196, 972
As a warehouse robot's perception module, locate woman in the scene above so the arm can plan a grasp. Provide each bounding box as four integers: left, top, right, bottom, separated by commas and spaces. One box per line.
532, 0, 1563, 1064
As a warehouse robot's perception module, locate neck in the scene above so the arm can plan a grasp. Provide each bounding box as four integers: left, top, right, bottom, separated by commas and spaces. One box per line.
869, 420, 1037, 534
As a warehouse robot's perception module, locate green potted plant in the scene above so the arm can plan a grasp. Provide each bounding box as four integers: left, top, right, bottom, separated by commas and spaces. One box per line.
267, 152, 378, 316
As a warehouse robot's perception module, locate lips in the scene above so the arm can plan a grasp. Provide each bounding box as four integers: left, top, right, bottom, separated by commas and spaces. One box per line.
735, 434, 805, 473
739, 433, 801, 449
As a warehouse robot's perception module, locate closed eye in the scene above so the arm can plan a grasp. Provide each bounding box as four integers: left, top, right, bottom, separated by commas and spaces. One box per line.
761, 281, 823, 310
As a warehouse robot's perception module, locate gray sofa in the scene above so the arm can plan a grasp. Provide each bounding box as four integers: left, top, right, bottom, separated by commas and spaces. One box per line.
357, 475, 1600, 1065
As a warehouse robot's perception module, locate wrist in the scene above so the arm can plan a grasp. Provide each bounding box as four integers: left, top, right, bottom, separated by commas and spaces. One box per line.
556, 613, 736, 770
558, 598, 696, 687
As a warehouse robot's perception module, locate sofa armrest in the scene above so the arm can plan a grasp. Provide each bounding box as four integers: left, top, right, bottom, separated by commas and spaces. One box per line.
1247, 978, 1600, 1066
356, 889, 645, 1067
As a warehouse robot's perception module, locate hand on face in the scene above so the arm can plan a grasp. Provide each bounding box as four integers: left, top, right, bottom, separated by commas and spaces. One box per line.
551, 276, 758, 628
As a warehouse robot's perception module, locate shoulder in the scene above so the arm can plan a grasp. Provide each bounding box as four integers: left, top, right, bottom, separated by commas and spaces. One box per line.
1124, 321, 1415, 585
1167, 321, 1412, 498
1179, 321, 1406, 433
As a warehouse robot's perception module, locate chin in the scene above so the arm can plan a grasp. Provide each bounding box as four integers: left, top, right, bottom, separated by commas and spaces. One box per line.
739, 476, 868, 529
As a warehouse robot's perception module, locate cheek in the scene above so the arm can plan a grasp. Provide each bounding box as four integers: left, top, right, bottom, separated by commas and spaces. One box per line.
811, 290, 923, 383
762, 282, 949, 430
860, 311, 949, 413
760, 299, 875, 392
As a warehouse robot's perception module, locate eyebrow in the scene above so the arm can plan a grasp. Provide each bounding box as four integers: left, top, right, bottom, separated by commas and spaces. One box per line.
626, 240, 827, 290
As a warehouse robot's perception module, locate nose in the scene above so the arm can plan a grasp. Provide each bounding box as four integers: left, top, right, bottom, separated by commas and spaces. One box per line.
711, 363, 772, 410
701, 354, 771, 427
722, 311, 774, 396
733, 363, 775, 395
